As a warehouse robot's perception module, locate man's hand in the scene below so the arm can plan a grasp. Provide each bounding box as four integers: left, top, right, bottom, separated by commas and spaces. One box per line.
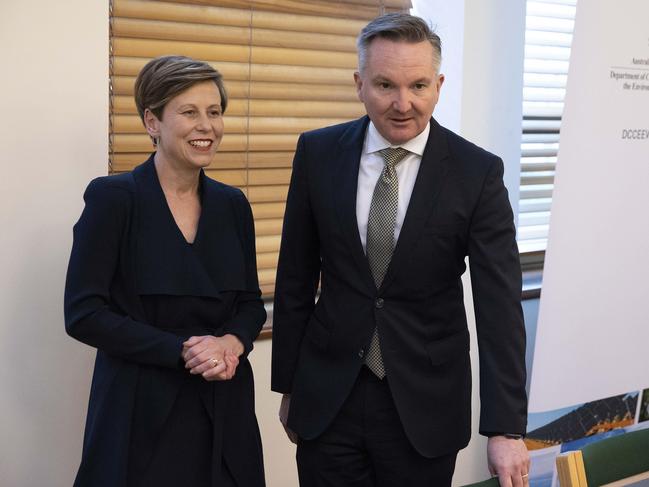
279, 394, 299, 444
487, 436, 530, 487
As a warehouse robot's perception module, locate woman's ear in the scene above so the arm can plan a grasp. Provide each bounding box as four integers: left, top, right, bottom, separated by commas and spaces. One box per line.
143, 108, 160, 145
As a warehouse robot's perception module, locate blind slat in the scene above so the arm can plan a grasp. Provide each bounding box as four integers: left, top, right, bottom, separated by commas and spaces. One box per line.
523, 87, 567, 102
520, 171, 555, 185
114, 0, 368, 35
250, 45, 357, 68
113, 38, 250, 62
519, 198, 552, 213
521, 133, 560, 143
111, 151, 297, 171
251, 202, 286, 219
524, 73, 567, 88
114, 38, 358, 68
257, 251, 279, 269
113, 77, 359, 103
523, 120, 561, 131
524, 59, 570, 74
525, 30, 574, 47
113, 18, 250, 45
519, 211, 551, 226
517, 225, 550, 240
521, 148, 558, 158
113, 0, 252, 27
527, 1, 576, 19
255, 235, 281, 253
521, 158, 556, 171
113, 114, 349, 134
113, 95, 365, 118
248, 185, 289, 203
156, 0, 409, 20
248, 168, 292, 185
524, 45, 572, 61
520, 184, 554, 199
113, 133, 302, 153
525, 16, 575, 33
114, 56, 355, 85
522, 103, 565, 118
114, 17, 358, 53
254, 218, 283, 235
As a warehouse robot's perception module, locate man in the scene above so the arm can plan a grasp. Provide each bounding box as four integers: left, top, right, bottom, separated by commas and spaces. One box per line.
271, 13, 529, 487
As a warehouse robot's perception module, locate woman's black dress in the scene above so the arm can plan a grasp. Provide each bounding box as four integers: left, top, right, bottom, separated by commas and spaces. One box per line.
65, 157, 266, 487
127, 294, 260, 487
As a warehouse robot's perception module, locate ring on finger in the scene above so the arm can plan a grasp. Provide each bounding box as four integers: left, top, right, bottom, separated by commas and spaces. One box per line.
211, 358, 220, 368
522, 473, 529, 479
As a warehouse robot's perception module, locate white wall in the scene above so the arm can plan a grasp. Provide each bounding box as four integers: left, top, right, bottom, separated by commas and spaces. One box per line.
458, 1, 527, 484
0, 1, 108, 485
459, 1, 527, 484
460, 0, 526, 216
411, 0, 466, 134
249, 340, 299, 486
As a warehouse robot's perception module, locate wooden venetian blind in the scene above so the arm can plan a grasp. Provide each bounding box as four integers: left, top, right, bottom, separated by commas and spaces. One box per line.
109, 0, 412, 297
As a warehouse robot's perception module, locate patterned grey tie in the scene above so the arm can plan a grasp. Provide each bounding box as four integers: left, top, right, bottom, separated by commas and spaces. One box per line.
364, 147, 410, 378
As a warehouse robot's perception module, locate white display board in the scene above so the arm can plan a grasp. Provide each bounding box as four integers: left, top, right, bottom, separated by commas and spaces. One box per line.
529, 0, 649, 412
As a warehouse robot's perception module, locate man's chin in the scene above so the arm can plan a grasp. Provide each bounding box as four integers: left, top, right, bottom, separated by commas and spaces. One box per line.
384, 128, 418, 145
372, 119, 423, 144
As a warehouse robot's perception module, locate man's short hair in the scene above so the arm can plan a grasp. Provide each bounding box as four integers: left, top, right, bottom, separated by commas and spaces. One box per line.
356, 13, 442, 74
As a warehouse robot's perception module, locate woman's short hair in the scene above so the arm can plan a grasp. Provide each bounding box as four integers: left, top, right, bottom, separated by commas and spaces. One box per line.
134, 55, 228, 122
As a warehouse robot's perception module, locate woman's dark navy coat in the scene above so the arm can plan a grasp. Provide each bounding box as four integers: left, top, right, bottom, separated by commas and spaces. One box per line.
64, 156, 266, 486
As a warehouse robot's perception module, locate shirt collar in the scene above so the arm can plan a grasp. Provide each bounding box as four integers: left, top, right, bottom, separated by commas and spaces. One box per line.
364, 120, 431, 157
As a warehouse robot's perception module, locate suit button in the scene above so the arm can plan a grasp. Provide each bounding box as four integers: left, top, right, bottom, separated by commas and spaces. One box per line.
375, 298, 384, 309
358, 349, 365, 358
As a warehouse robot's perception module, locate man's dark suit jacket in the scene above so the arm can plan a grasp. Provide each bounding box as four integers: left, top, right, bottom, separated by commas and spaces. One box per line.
271, 116, 527, 458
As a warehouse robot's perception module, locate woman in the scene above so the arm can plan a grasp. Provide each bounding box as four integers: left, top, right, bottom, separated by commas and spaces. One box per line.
65, 56, 266, 487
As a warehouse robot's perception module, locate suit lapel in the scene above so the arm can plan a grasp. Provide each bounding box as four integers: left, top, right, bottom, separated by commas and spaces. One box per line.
380, 119, 451, 291
192, 172, 251, 292
333, 116, 376, 291
133, 157, 223, 297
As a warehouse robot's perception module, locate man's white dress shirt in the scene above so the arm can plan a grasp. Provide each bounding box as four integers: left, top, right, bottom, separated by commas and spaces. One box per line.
356, 121, 430, 252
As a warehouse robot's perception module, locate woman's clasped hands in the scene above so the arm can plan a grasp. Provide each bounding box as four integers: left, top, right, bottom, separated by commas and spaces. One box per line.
182, 334, 244, 381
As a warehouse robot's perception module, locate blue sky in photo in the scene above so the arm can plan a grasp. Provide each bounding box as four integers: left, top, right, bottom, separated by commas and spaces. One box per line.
527, 404, 583, 432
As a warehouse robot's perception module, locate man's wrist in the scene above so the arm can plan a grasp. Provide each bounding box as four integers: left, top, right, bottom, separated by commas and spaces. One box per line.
485, 432, 525, 440
503, 433, 524, 440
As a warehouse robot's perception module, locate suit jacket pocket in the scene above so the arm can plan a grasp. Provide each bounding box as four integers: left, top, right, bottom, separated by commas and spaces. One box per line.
305, 315, 330, 351
426, 329, 470, 366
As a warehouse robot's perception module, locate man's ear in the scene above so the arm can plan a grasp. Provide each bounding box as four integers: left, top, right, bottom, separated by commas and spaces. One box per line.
436, 73, 445, 92
354, 71, 364, 103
